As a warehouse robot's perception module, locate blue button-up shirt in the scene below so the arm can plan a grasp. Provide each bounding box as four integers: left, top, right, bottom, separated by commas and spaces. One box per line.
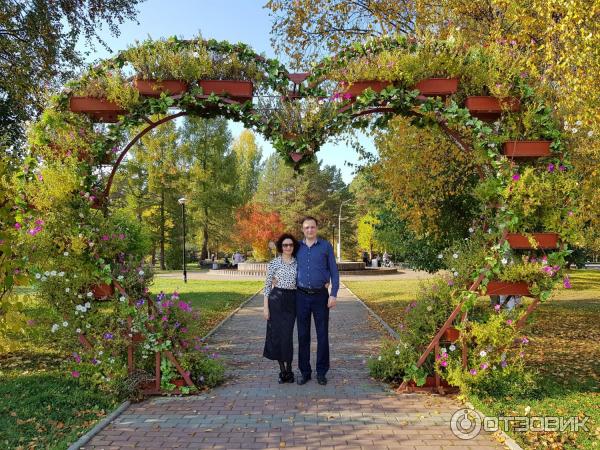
296, 238, 340, 297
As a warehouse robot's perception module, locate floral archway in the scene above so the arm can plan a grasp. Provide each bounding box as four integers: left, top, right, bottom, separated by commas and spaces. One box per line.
12, 35, 583, 395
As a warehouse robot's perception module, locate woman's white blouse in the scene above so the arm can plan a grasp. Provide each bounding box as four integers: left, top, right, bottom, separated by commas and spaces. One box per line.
264, 256, 297, 297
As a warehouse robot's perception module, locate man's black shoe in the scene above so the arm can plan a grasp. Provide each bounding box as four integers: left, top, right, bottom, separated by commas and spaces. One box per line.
317, 375, 327, 385
297, 373, 311, 385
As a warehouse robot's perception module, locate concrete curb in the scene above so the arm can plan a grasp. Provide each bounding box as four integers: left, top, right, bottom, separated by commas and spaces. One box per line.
202, 287, 263, 340
68, 400, 130, 450
342, 282, 522, 450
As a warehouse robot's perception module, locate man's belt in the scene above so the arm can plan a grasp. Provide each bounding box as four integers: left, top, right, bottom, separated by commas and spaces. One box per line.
297, 286, 326, 295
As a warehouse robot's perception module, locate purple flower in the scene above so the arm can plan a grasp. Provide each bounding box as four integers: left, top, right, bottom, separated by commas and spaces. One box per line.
72, 352, 81, 363
559, 165, 566, 171
101, 235, 109, 241
469, 369, 477, 375
500, 360, 508, 368
71, 370, 80, 378
512, 173, 520, 181
135, 299, 145, 308
14, 222, 22, 230
480, 363, 489, 370
103, 332, 113, 340
162, 316, 168, 322
563, 276, 572, 289
91, 358, 98, 365
547, 163, 555, 173
521, 337, 529, 344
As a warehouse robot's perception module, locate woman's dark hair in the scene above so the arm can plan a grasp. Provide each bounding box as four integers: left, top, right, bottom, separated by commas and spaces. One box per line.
275, 233, 299, 255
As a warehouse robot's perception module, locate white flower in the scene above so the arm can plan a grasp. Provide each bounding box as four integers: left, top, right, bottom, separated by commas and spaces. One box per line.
86, 323, 91, 328
119, 296, 126, 303
44, 271, 50, 276
524, 406, 531, 415
78, 233, 83, 238
65, 288, 70, 293
50, 270, 57, 276
575, 120, 582, 126
87, 292, 93, 297
501, 258, 508, 265
452, 253, 459, 259
437, 254, 443, 259
79, 213, 85, 218
572, 128, 578, 134
85, 302, 91, 308
440, 347, 447, 354
479, 350, 487, 357
588, 130, 594, 138
63, 252, 69, 256
78, 294, 83, 299
117, 275, 124, 281
378, 356, 382, 361
453, 271, 459, 277
468, 227, 474, 233
62, 321, 68, 327
98, 351, 103, 356
426, 305, 433, 312
35, 273, 41, 279
395, 350, 400, 355
138, 270, 145, 276
449, 344, 456, 352
51, 324, 59, 333
500, 352, 507, 361
89, 242, 94, 247
487, 228, 493, 234
76, 328, 81, 333
41, 276, 47, 282
58, 271, 65, 277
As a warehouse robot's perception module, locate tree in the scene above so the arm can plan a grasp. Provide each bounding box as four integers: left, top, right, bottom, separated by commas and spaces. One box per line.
357, 213, 380, 258
234, 203, 286, 261
180, 117, 240, 261
232, 130, 263, 204
0, 0, 144, 158
265, 0, 416, 67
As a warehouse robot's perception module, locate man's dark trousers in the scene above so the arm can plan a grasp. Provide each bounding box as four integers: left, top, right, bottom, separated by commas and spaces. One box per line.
296, 287, 329, 377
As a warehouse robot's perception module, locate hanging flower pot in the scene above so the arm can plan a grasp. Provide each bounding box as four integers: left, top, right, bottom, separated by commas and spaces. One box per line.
465, 96, 520, 121
414, 78, 459, 96
92, 283, 114, 300
198, 80, 253, 101
289, 152, 303, 163
69, 97, 127, 123
441, 327, 460, 342
502, 141, 552, 158
134, 79, 188, 97
506, 232, 559, 250
486, 281, 531, 296
340, 80, 393, 98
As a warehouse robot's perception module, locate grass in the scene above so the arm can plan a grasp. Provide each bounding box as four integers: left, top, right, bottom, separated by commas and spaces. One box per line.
0, 278, 262, 450
344, 270, 600, 449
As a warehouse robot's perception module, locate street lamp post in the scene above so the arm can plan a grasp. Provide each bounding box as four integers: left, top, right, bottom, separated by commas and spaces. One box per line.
337, 199, 349, 262
178, 197, 187, 283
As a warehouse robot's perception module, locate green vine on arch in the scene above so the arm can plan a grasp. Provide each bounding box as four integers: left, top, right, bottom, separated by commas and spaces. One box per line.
10, 34, 584, 394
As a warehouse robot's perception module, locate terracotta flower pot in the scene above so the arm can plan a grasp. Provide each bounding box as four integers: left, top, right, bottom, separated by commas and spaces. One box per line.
486, 281, 531, 296
465, 96, 520, 121
441, 327, 460, 342
506, 232, 559, 250
92, 283, 114, 300
341, 80, 394, 98
134, 79, 188, 97
502, 141, 552, 158
414, 78, 459, 96
198, 80, 253, 101
69, 97, 127, 123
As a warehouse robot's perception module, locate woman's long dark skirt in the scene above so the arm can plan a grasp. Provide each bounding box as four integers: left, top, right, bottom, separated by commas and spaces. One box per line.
263, 287, 296, 362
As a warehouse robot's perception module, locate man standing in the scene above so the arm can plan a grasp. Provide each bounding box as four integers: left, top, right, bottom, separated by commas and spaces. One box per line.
295, 216, 339, 385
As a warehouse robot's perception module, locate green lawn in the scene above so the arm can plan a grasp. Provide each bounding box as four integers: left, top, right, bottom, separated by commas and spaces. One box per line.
0, 278, 262, 450
345, 270, 600, 449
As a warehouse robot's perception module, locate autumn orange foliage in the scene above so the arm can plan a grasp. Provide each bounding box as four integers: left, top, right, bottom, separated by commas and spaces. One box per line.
234, 203, 286, 261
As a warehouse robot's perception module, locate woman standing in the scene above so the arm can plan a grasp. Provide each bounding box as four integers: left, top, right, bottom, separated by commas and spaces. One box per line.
263, 233, 298, 383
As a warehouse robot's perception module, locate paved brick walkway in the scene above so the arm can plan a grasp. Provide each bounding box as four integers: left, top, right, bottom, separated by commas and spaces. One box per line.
82, 286, 506, 449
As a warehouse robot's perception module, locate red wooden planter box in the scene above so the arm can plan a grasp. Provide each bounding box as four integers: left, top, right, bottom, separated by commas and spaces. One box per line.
486, 281, 531, 296
414, 78, 459, 96
134, 79, 188, 97
502, 141, 552, 158
341, 80, 394, 97
198, 80, 253, 101
92, 283, 114, 300
407, 375, 452, 388
465, 96, 520, 121
506, 232, 559, 249
441, 327, 460, 342
69, 97, 127, 123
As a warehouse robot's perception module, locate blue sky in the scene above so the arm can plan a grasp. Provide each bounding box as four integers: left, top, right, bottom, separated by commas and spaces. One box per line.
78, 0, 375, 183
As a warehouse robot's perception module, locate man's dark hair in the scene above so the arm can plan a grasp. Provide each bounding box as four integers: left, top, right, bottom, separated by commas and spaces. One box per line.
300, 216, 319, 227
275, 233, 299, 255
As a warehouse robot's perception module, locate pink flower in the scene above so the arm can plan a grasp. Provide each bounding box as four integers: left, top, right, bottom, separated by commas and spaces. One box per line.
101, 235, 109, 241
469, 369, 477, 375
162, 316, 168, 321
119, 233, 125, 240
563, 276, 572, 289
512, 173, 520, 181
522, 337, 529, 344
34, 219, 44, 226
71, 370, 80, 378
480, 363, 489, 370
441, 360, 448, 367
494, 304, 501, 312
547, 163, 555, 173
559, 165, 566, 171
506, 319, 513, 325
14, 222, 22, 230
568, 211, 574, 217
